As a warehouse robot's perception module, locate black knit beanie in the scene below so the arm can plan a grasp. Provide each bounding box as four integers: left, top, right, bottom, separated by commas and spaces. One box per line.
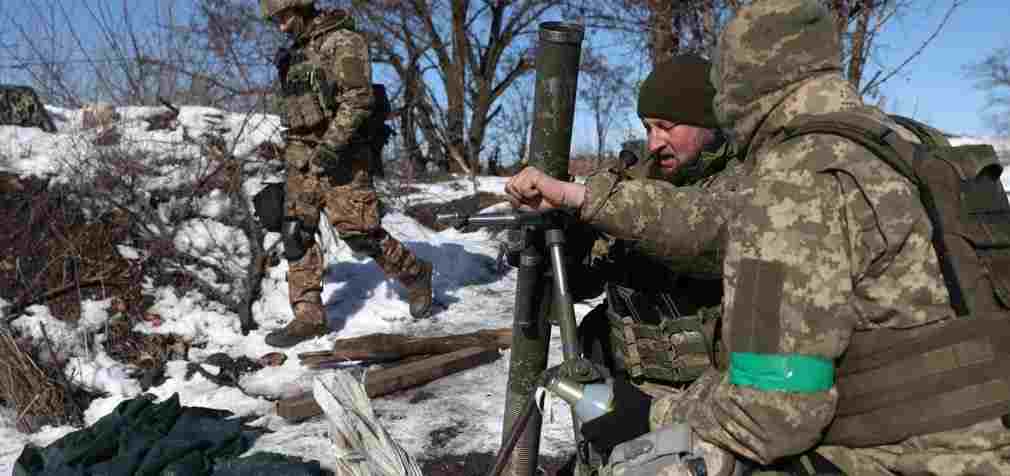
637, 54, 719, 129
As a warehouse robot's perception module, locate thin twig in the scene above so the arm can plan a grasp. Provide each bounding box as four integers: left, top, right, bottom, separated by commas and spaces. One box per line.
860, 0, 963, 96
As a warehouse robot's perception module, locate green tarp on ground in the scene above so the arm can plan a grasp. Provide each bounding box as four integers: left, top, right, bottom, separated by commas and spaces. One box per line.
13, 393, 329, 476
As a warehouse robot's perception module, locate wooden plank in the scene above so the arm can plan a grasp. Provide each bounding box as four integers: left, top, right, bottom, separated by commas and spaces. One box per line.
276, 346, 501, 422
297, 328, 512, 364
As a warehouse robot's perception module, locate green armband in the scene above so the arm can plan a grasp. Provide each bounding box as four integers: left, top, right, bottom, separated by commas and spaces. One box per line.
729, 352, 834, 393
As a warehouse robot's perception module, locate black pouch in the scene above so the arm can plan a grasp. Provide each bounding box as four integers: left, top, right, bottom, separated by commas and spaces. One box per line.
253, 182, 285, 232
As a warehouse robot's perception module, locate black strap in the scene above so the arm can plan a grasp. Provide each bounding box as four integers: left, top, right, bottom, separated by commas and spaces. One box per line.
579, 377, 652, 455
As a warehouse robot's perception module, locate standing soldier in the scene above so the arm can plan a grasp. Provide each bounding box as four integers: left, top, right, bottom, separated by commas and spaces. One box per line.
262, 0, 433, 348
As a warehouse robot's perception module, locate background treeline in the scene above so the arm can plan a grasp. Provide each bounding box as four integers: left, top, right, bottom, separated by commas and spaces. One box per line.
3, 0, 1007, 175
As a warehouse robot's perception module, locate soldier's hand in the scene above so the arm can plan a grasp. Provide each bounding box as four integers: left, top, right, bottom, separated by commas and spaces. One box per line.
504, 166, 586, 211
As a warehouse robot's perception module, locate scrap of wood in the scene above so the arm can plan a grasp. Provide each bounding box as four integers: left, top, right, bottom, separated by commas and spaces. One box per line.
297, 327, 512, 366
277, 346, 501, 422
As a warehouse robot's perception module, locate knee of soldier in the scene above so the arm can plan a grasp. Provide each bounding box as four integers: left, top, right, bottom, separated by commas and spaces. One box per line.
282, 217, 318, 261
340, 230, 384, 257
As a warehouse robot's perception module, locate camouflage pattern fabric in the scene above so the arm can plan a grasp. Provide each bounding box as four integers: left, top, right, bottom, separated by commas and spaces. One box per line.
579, 1, 1010, 475
0, 85, 56, 132
584, 143, 738, 390
260, 0, 314, 20
280, 12, 426, 324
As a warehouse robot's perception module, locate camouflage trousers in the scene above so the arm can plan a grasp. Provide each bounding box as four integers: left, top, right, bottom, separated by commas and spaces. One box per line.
284, 140, 426, 314
817, 418, 1010, 476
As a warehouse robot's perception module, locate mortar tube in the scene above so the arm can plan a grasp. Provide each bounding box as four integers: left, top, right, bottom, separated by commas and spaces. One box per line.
500, 20, 583, 476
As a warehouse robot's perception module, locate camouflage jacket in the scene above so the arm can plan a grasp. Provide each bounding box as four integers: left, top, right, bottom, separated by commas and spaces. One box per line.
278, 10, 372, 151
579, 0, 957, 469
595, 142, 738, 284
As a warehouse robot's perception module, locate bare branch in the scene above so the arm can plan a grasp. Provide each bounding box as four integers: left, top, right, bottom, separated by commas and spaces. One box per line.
860, 0, 963, 96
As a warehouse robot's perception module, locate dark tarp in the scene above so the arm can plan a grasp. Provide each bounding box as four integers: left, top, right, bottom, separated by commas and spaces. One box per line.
13, 393, 330, 476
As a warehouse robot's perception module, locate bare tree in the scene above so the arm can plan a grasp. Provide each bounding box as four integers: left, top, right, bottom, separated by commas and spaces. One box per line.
493, 73, 536, 167
579, 45, 632, 162
1, 0, 276, 109
573, 0, 962, 101
354, 0, 562, 176
825, 0, 964, 97
968, 46, 1010, 136
570, 0, 726, 66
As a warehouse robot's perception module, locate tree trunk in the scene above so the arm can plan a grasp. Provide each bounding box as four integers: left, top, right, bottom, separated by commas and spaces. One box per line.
847, 2, 874, 91
647, 0, 679, 64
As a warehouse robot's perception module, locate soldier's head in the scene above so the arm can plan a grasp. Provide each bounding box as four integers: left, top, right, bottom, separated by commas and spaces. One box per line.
261, 0, 317, 36
638, 54, 721, 179
711, 0, 841, 145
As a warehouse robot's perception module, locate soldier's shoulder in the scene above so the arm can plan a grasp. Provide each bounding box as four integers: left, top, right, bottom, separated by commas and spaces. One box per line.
320, 27, 365, 52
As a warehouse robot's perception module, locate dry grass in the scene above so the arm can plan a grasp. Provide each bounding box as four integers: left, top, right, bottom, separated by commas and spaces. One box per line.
0, 331, 70, 432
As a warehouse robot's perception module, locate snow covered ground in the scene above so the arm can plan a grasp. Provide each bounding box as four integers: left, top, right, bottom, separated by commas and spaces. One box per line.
1, 104, 1007, 475
0, 105, 592, 474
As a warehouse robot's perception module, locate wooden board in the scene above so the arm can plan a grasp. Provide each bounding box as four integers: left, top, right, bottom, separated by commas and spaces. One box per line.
297, 328, 511, 366
276, 346, 501, 422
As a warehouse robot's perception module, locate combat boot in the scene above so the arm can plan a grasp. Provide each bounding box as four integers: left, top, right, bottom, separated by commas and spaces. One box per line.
406, 260, 433, 319
265, 302, 328, 348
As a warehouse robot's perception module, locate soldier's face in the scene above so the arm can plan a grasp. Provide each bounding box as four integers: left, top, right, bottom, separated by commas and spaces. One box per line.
275, 10, 301, 34
643, 118, 715, 179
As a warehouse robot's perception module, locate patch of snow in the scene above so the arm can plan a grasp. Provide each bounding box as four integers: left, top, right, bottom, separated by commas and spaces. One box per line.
0, 104, 593, 475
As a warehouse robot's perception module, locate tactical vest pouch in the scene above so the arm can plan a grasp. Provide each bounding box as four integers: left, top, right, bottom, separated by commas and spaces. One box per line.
928, 145, 1010, 312
825, 313, 1010, 447
781, 111, 1010, 316
283, 62, 338, 131
605, 283, 713, 383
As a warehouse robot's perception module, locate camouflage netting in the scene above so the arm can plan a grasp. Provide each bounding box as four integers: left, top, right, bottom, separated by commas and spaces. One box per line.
0, 85, 56, 132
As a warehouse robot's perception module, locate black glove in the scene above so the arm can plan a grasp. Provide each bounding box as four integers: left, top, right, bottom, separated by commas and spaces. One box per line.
274, 46, 292, 82
579, 377, 653, 455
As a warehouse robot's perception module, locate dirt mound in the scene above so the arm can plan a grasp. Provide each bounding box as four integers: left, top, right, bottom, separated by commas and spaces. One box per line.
0, 173, 144, 323
0, 173, 150, 429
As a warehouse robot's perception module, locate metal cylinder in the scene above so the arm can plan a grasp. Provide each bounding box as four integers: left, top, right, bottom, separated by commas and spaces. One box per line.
546, 229, 579, 360
527, 22, 584, 181
514, 245, 542, 331
501, 21, 584, 476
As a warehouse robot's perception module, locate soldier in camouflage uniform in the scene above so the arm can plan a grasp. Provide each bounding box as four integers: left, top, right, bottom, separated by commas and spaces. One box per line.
262, 0, 433, 348
506, 1, 1010, 474
579, 55, 737, 404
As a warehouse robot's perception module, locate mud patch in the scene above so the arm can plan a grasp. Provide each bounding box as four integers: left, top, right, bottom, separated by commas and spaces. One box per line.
429, 420, 467, 449
409, 389, 437, 404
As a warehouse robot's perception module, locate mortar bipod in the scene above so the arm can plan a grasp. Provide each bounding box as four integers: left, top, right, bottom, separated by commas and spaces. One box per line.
437, 210, 606, 476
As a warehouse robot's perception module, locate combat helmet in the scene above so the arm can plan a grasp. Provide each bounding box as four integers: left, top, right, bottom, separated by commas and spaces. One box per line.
260, 0, 314, 20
